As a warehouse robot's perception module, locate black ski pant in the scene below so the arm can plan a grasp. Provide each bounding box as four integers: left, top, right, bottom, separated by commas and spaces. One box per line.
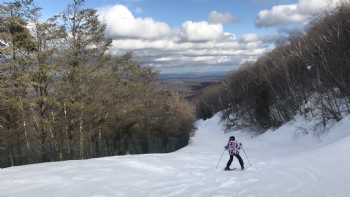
226, 153, 244, 170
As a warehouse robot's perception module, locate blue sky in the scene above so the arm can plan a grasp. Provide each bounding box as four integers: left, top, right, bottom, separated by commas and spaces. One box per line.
27, 0, 294, 36
1, 0, 340, 74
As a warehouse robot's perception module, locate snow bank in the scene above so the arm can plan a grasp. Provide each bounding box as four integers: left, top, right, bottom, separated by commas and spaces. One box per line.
1, 113, 350, 197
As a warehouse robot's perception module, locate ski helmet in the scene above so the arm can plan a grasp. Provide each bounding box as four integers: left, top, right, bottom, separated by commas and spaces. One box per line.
229, 136, 235, 140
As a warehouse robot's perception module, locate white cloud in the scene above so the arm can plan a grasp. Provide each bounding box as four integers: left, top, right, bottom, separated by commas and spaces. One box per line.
256, 4, 306, 27
208, 11, 236, 24
98, 4, 171, 39
180, 21, 224, 42
256, 0, 343, 27
298, 0, 339, 14
109, 33, 271, 67
241, 33, 260, 43
98, 4, 275, 72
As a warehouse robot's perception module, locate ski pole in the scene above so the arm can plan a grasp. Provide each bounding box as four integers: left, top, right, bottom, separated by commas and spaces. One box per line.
216, 149, 226, 169
241, 146, 252, 167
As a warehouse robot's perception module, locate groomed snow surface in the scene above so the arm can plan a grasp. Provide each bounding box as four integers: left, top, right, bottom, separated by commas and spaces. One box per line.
1, 114, 350, 197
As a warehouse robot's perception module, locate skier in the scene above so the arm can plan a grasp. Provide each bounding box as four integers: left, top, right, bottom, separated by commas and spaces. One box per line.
224, 136, 244, 171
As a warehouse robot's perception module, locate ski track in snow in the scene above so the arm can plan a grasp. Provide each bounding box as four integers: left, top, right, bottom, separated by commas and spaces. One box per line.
1, 114, 350, 197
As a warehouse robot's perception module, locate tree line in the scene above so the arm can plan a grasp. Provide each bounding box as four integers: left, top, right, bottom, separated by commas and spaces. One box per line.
197, 3, 350, 132
0, 0, 195, 168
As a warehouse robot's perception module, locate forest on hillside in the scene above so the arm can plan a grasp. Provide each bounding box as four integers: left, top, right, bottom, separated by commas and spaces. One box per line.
0, 0, 195, 168
197, 3, 350, 132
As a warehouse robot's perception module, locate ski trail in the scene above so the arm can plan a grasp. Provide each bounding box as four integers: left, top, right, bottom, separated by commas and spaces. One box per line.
1, 114, 350, 196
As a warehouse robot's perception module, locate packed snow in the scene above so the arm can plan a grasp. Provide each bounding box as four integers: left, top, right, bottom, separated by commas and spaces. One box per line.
1, 114, 350, 197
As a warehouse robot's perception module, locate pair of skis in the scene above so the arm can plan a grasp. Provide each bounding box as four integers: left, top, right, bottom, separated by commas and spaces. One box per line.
225, 168, 239, 171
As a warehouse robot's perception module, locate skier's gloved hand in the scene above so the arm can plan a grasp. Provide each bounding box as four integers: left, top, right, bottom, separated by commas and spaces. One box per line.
224, 145, 228, 150
238, 143, 242, 149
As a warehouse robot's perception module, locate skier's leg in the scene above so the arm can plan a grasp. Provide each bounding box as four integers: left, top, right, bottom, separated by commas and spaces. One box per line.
235, 154, 245, 170
225, 155, 233, 170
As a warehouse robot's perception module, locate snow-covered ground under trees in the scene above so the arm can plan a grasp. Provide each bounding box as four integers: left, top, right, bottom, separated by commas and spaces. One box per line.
1, 114, 350, 197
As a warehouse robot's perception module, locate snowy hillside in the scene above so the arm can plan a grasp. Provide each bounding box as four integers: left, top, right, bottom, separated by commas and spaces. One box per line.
1, 114, 350, 197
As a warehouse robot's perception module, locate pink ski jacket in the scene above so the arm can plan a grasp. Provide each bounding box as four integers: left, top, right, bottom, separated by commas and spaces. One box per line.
227, 140, 241, 155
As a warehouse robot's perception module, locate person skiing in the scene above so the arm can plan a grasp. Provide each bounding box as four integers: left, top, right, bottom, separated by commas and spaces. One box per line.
224, 136, 244, 171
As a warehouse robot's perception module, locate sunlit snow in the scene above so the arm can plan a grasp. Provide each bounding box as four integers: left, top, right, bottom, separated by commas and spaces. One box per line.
1, 114, 350, 197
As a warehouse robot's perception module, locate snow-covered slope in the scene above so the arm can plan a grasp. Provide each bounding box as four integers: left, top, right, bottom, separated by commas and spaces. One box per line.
1, 114, 350, 197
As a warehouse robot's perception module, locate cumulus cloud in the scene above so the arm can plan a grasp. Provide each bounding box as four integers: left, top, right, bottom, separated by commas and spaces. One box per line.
208, 11, 237, 24
256, 0, 343, 27
240, 33, 260, 43
109, 33, 272, 69
180, 21, 225, 42
98, 4, 171, 39
99, 4, 274, 72
256, 4, 306, 27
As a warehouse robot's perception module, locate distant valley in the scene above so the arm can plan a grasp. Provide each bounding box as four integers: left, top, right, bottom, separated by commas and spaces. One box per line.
159, 71, 228, 101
